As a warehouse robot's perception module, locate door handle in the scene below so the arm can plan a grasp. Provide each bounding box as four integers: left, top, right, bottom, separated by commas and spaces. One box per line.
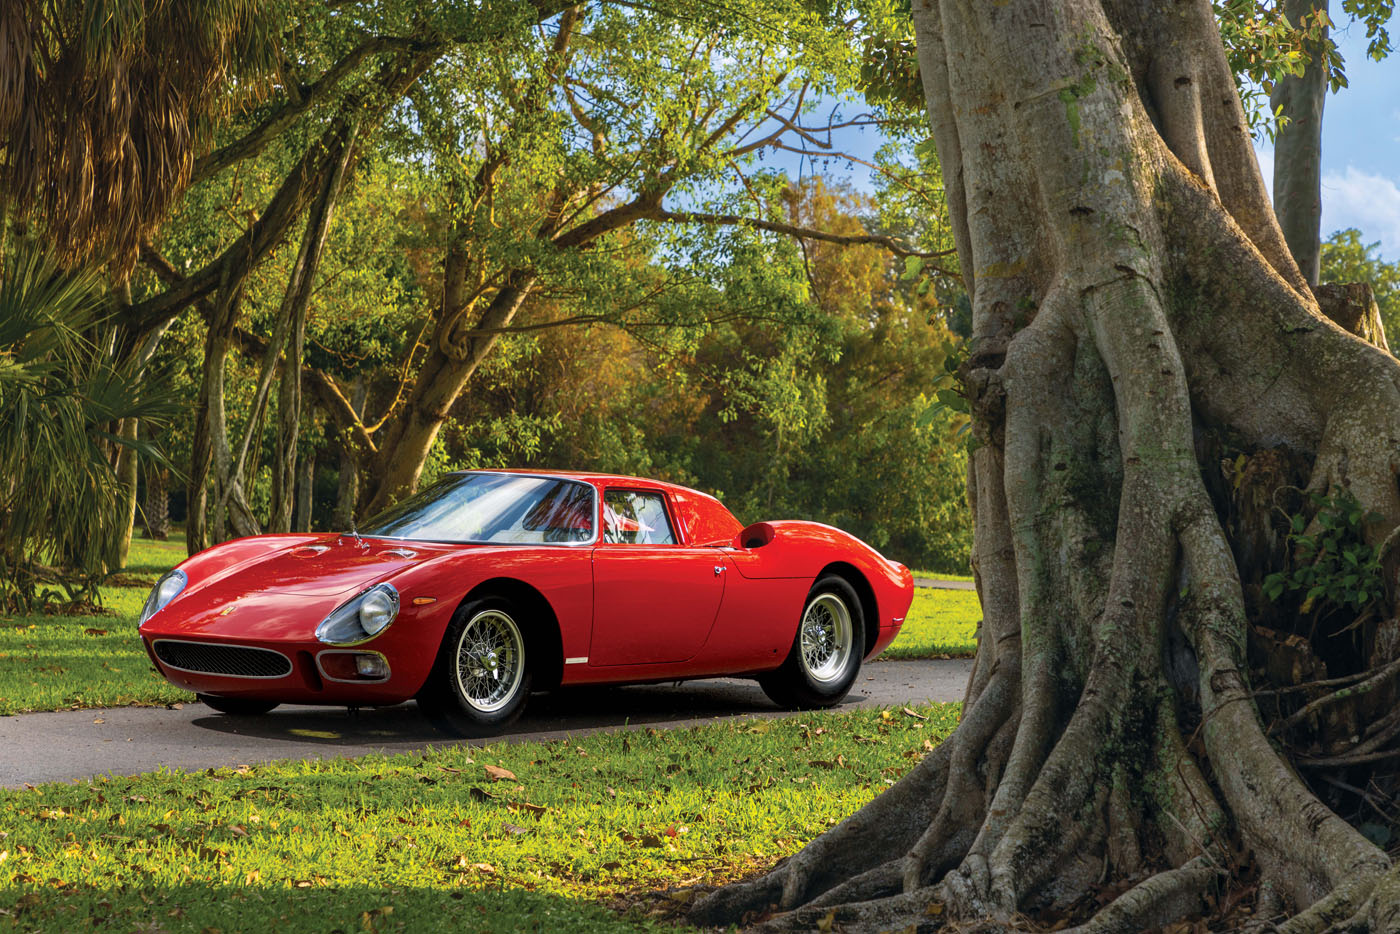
714, 565, 725, 576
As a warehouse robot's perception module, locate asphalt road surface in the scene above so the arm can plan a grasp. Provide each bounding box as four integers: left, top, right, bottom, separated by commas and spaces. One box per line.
0, 658, 972, 788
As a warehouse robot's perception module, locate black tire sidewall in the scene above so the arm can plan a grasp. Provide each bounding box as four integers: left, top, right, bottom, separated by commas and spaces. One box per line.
761, 575, 865, 709
419, 596, 533, 736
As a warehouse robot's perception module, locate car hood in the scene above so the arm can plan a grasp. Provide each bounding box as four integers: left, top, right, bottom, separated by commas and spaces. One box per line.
199, 536, 458, 599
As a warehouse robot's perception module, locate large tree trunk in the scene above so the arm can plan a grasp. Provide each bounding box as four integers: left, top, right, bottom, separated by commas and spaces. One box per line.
1271, 0, 1329, 284
363, 273, 536, 514
692, 1, 1400, 931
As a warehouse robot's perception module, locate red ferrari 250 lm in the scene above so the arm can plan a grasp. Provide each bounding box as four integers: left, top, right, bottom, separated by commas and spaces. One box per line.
137, 470, 914, 735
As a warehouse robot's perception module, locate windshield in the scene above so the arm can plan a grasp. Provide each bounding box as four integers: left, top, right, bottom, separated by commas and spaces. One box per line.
359, 473, 595, 544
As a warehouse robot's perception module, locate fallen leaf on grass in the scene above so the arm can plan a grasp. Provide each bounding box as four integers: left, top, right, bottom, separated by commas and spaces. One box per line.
229, 825, 249, 838
901, 706, 928, 720
484, 764, 516, 782
452, 856, 496, 874
500, 822, 531, 836
640, 834, 665, 848
469, 787, 495, 802
83, 628, 108, 637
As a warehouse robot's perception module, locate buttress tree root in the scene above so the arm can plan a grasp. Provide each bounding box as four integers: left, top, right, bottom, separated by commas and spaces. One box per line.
690, 0, 1400, 931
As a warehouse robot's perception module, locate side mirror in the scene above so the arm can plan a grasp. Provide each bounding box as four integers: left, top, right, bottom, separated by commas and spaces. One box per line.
733, 522, 775, 550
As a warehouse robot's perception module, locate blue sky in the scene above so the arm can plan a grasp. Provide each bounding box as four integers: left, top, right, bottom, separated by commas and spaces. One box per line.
755, 25, 1399, 260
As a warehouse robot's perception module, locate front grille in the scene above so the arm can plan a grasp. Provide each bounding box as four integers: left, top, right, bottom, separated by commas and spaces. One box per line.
153, 640, 292, 679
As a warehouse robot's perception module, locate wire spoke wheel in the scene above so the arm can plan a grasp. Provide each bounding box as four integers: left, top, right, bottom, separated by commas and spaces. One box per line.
453, 608, 526, 712
798, 593, 853, 684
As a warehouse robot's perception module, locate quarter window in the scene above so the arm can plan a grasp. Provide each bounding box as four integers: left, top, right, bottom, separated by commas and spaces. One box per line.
602, 491, 676, 545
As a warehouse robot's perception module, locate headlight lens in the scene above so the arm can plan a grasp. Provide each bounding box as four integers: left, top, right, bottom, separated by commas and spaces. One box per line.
316, 583, 400, 645
138, 570, 187, 626
358, 587, 399, 636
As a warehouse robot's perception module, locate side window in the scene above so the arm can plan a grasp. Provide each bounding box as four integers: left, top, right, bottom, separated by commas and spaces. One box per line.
602, 490, 677, 545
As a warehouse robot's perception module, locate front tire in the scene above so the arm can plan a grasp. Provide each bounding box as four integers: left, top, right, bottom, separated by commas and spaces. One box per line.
759, 575, 865, 709
417, 597, 533, 737
196, 694, 279, 716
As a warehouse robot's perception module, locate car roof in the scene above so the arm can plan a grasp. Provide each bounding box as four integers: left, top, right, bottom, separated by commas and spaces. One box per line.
455, 468, 715, 500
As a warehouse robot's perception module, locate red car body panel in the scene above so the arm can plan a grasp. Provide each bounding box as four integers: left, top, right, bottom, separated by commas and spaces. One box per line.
138, 470, 915, 706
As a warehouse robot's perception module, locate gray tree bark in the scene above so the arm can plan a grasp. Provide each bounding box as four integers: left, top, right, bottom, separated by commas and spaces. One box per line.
691, 0, 1400, 930
294, 449, 316, 533
1271, 0, 1329, 284
332, 374, 367, 529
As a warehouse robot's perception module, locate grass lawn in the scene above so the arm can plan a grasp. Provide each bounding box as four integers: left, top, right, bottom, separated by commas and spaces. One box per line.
0, 703, 959, 933
882, 588, 981, 659
0, 531, 195, 716
909, 569, 974, 583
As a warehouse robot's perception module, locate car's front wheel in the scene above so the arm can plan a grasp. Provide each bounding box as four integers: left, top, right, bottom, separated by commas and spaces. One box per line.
759, 575, 864, 709
418, 597, 533, 737
196, 694, 280, 716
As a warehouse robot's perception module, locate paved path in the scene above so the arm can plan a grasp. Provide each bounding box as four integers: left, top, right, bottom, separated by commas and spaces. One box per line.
0, 658, 972, 788
914, 577, 975, 590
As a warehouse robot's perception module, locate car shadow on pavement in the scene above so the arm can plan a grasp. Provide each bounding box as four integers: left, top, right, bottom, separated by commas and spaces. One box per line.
185, 678, 862, 746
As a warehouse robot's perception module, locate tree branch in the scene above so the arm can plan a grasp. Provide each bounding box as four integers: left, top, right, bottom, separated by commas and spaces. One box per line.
650, 208, 958, 263
193, 36, 428, 184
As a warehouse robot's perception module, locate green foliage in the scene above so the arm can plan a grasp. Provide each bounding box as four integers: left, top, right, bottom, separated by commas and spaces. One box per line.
1262, 488, 1383, 615
1215, 0, 1395, 139
0, 703, 958, 931
1321, 228, 1400, 347
0, 240, 174, 611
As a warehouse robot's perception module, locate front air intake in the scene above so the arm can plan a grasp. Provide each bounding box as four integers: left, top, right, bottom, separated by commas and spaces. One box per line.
152, 640, 292, 679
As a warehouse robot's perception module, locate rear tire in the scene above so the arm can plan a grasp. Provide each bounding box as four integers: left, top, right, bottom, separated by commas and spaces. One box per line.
196, 694, 280, 716
417, 596, 533, 737
759, 575, 865, 709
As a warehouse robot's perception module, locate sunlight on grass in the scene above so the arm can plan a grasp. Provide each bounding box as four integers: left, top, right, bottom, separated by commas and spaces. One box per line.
0, 586, 191, 715
910, 569, 974, 582
882, 588, 981, 659
0, 704, 959, 932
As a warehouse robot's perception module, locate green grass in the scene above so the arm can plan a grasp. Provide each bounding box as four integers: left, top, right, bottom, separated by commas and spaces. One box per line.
122, 532, 188, 578
909, 569, 974, 582
0, 586, 192, 715
0, 533, 194, 716
882, 588, 981, 659
0, 703, 960, 933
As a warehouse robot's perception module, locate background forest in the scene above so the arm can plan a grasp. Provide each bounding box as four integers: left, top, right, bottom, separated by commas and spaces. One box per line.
1, 0, 1396, 610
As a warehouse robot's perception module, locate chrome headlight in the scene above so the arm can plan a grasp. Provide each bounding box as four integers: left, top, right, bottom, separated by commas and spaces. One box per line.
138, 570, 187, 626
316, 583, 400, 645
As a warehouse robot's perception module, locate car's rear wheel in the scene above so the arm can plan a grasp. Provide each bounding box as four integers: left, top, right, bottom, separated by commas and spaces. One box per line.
759, 575, 864, 709
196, 694, 280, 716
417, 596, 533, 737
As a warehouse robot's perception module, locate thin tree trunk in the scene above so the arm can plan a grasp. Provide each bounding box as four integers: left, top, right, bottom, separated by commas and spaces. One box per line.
142, 457, 169, 541
333, 375, 367, 529
295, 450, 316, 533
187, 279, 240, 555
269, 127, 355, 532
1271, 0, 1329, 284
111, 417, 139, 569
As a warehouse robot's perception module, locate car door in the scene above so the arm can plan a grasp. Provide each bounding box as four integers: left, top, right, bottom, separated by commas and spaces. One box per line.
589, 488, 726, 666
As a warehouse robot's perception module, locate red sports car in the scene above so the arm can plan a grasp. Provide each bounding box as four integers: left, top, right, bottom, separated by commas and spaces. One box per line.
137, 470, 914, 736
